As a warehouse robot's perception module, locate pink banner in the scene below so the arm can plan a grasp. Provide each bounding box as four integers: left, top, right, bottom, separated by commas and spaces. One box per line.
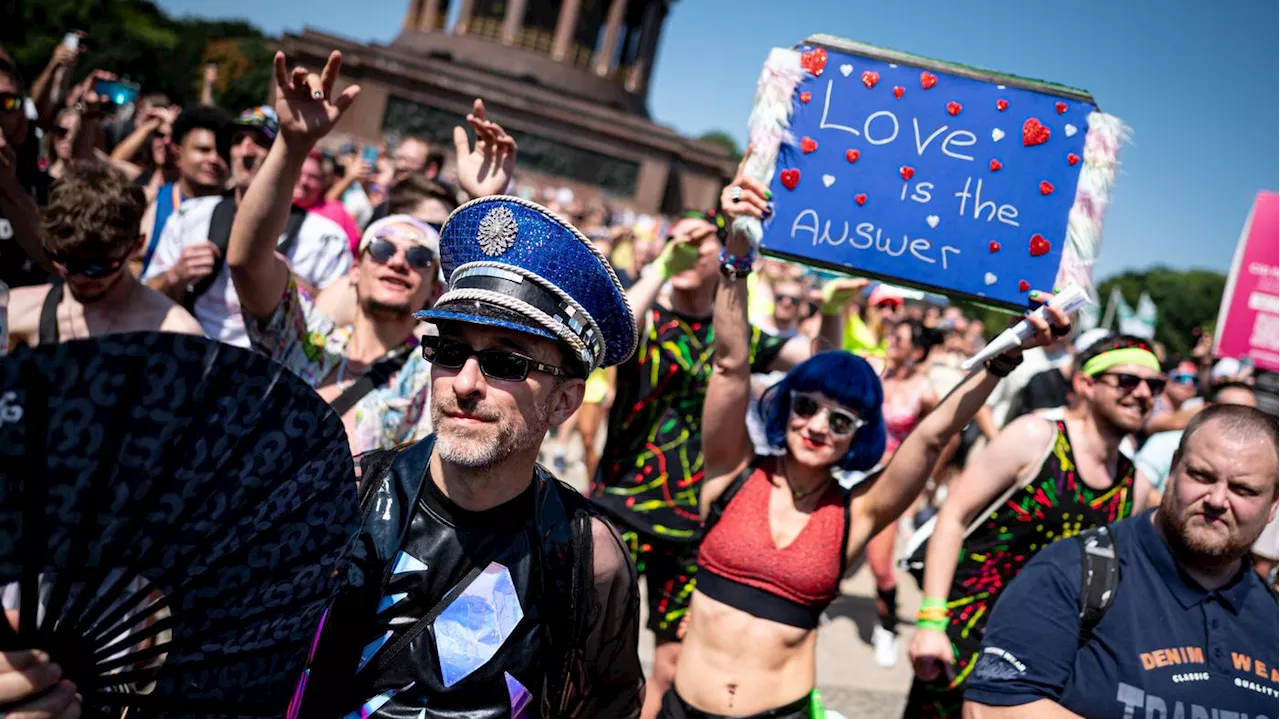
1214, 191, 1279, 372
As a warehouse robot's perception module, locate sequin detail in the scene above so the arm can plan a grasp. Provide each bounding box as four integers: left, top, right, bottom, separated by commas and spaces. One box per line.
436, 561, 524, 687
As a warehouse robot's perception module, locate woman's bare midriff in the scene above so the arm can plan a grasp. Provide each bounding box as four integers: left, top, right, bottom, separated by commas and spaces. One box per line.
673, 589, 818, 716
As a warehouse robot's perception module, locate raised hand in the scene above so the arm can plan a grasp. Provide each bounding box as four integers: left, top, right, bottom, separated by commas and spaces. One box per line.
271, 50, 361, 149
720, 146, 770, 222
453, 98, 517, 198
1016, 289, 1073, 353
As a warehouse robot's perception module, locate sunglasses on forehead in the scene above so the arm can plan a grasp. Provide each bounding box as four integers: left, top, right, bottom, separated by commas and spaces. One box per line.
422, 335, 568, 382
789, 391, 864, 437
1096, 372, 1167, 395
364, 236, 436, 270
46, 248, 131, 279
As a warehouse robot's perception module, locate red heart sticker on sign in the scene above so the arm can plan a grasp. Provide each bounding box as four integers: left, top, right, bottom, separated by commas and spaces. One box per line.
899, 165, 915, 181
989, 159, 1002, 172
780, 169, 800, 190
920, 72, 938, 89
801, 137, 818, 154
862, 71, 879, 89
1022, 118, 1051, 146
845, 149, 860, 163
800, 48, 827, 76
1018, 280, 1031, 292
1055, 101, 1068, 114
1067, 153, 1080, 166
996, 98, 1009, 111
892, 86, 905, 99
1039, 181, 1054, 196
854, 193, 868, 206
1029, 234, 1051, 256
799, 91, 812, 104
989, 241, 1002, 253
946, 101, 962, 116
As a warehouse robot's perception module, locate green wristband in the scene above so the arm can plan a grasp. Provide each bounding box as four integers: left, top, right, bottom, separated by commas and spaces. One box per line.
917, 617, 949, 633
920, 597, 949, 611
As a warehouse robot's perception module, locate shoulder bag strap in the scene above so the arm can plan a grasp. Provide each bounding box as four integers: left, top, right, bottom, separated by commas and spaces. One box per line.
330, 345, 414, 417
1075, 525, 1120, 646
277, 205, 308, 258
37, 282, 63, 345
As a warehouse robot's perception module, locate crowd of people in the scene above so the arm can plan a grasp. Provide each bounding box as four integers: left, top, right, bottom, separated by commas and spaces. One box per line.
0, 35, 1276, 719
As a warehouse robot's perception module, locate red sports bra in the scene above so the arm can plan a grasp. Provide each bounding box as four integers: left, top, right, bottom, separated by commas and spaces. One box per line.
696, 458, 849, 629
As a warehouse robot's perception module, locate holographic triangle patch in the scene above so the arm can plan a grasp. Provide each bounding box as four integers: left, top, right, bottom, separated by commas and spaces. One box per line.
357, 630, 394, 673
392, 551, 429, 575
342, 682, 415, 719
506, 671, 533, 718
377, 592, 408, 614
435, 561, 524, 688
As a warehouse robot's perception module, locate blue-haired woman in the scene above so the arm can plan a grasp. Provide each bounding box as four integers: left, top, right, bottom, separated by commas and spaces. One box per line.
657, 162, 1073, 719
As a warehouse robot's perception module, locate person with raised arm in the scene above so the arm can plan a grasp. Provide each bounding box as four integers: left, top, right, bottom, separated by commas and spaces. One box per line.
225, 51, 514, 456
657, 162, 1072, 719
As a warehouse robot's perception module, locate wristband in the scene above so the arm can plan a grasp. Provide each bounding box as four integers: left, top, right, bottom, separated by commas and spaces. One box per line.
917, 617, 949, 633
920, 597, 950, 611
984, 352, 1023, 378
718, 249, 754, 281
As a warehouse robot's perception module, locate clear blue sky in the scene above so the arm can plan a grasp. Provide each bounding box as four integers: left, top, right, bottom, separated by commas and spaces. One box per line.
159, 0, 1278, 280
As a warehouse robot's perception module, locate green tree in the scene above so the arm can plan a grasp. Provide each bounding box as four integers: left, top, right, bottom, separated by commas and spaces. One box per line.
1097, 267, 1225, 356
698, 130, 742, 161
1, 0, 269, 110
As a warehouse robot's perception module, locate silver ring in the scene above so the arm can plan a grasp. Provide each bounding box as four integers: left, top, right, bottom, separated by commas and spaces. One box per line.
729, 186, 743, 202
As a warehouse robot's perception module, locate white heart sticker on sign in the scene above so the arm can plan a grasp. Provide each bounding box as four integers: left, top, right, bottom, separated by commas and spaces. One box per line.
822, 174, 836, 187
992, 128, 1006, 142
840, 64, 853, 77
926, 215, 940, 229
1064, 124, 1078, 137
984, 272, 998, 285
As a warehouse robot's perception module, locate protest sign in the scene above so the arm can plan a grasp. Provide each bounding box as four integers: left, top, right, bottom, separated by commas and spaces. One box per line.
737, 35, 1127, 310
1213, 191, 1279, 372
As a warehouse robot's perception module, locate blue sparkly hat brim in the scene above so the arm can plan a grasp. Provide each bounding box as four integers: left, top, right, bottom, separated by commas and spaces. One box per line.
414, 308, 561, 347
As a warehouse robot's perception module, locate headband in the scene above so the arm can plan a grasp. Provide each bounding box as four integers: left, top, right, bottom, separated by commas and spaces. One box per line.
1081, 347, 1160, 377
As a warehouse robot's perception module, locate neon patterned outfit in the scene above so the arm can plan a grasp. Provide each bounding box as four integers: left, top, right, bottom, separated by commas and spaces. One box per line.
904, 419, 1136, 718
590, 305, 786, 640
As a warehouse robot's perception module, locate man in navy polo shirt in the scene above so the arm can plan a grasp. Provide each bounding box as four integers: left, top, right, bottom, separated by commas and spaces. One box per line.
965, 404, 1278, 719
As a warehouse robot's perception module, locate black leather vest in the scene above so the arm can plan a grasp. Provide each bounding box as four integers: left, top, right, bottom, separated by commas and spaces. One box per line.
296, 436, 595, 719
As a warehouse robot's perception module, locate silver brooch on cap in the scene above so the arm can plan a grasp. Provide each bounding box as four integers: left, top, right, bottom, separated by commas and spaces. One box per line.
477, 206, 518, 257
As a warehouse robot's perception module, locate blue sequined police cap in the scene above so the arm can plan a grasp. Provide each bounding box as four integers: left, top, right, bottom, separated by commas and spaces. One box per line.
415, 196, 637, 373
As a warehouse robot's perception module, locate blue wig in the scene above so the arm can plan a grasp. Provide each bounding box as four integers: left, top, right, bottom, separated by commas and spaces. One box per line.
759, 350, 886, 471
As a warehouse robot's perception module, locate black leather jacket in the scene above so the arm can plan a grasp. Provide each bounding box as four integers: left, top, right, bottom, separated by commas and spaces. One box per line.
296, 435, 643, 718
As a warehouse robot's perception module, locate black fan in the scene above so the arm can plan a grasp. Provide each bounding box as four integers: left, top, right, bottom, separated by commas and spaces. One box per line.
0, 332, 361, 717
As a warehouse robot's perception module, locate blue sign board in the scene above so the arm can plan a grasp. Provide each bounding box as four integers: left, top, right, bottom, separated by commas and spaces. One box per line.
758, 39, 1097, 309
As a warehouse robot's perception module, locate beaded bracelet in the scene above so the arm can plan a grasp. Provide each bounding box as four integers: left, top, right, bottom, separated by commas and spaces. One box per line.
718, 249, 755, 281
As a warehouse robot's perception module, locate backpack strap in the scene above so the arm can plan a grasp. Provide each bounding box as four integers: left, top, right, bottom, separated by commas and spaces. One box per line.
186, 195, 237, 310
1075, 525, 1120, 646
38, 282, 63, 345
330, 346, 414, 417
276, 205, 308, 258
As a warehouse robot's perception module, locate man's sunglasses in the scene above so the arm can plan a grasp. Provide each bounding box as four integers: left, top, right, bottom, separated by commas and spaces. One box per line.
790, 391, 864, 437
365, 237, 436, 271
775, 294, 801, 306
422, 335, 567, 382
0, 93, 21, 112
46, 249, 130, 279
1097, 373, 1167, 395
1168, 372, 1198, 386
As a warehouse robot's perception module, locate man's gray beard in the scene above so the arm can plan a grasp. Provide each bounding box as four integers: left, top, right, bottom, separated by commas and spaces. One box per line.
432, 401, 552, 469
